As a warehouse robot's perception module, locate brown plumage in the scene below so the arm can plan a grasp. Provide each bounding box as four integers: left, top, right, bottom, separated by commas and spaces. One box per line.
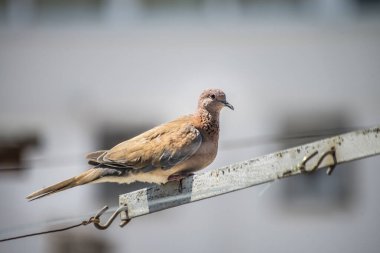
26, 89, 233, 201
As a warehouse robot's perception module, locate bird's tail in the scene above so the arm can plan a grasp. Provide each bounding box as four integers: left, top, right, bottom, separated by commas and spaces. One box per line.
26, 168, 103, 201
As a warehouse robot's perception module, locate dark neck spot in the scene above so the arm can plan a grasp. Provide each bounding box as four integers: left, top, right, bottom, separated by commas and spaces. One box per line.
200, 110, 219, 136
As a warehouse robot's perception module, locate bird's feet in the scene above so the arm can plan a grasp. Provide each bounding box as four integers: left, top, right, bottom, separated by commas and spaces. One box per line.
168, 173, 195, 193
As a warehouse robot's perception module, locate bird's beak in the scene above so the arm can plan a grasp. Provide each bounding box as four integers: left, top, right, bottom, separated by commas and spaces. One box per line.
222, 100, 234, 110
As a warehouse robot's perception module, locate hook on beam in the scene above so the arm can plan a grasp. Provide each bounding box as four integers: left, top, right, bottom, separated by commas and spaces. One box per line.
299, 147, 337, 175
91, 205, 130, 230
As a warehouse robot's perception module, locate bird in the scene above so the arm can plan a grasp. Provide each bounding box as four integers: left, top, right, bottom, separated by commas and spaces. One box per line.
26, 89, 234, 201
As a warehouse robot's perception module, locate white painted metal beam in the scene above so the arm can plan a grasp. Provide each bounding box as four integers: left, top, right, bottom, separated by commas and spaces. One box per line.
118, 126, 380, 223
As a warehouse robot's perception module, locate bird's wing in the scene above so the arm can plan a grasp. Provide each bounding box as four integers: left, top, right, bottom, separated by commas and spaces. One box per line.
98, 117, 202, 170
86, 150, 107, 164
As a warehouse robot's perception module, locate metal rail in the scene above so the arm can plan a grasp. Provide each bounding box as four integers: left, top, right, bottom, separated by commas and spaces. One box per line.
96, 126, 380, 228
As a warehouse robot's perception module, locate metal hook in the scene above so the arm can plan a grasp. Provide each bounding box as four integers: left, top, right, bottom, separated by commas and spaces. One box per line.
92, 205, 130, 230
299, 147, 337, 175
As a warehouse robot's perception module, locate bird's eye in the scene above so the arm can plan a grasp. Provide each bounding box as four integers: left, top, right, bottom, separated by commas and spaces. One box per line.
210, 94, 216, 100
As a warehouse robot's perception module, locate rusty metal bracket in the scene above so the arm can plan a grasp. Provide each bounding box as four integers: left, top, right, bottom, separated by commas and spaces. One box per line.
299, 147, 337, 175
91, 205, 131, 230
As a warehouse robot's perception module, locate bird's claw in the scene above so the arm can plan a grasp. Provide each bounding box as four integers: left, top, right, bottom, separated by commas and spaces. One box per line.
168, 173, 194, 193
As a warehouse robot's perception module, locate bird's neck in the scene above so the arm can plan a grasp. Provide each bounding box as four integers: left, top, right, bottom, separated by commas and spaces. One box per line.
197, 108, 220, 138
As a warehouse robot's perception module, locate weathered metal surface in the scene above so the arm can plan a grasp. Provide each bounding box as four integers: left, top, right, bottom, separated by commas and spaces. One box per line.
119, 126, 380, 220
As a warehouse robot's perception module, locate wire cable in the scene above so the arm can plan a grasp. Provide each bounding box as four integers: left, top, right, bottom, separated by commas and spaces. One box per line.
0, 221, 89, 243
0, 206, 120, 243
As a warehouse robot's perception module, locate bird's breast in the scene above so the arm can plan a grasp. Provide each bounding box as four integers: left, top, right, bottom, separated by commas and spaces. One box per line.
184, 135, 218, 171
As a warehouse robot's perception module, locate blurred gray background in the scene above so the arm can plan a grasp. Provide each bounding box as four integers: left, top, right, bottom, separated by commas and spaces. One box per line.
1, 0, 380, 252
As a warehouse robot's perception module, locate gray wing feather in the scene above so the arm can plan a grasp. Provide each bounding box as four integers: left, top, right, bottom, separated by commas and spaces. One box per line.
159, 132, 202, 169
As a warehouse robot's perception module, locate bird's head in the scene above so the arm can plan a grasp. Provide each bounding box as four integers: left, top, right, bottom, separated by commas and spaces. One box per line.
198, 89, 234, 112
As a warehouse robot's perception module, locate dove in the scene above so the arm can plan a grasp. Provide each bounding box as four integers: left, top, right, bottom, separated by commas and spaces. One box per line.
26, 89, 233, 200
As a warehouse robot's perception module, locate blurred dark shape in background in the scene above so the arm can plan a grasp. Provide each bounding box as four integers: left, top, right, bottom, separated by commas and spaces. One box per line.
278, 111, 356, 214
50, 232, 110, 253
0, 133, 39, 172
